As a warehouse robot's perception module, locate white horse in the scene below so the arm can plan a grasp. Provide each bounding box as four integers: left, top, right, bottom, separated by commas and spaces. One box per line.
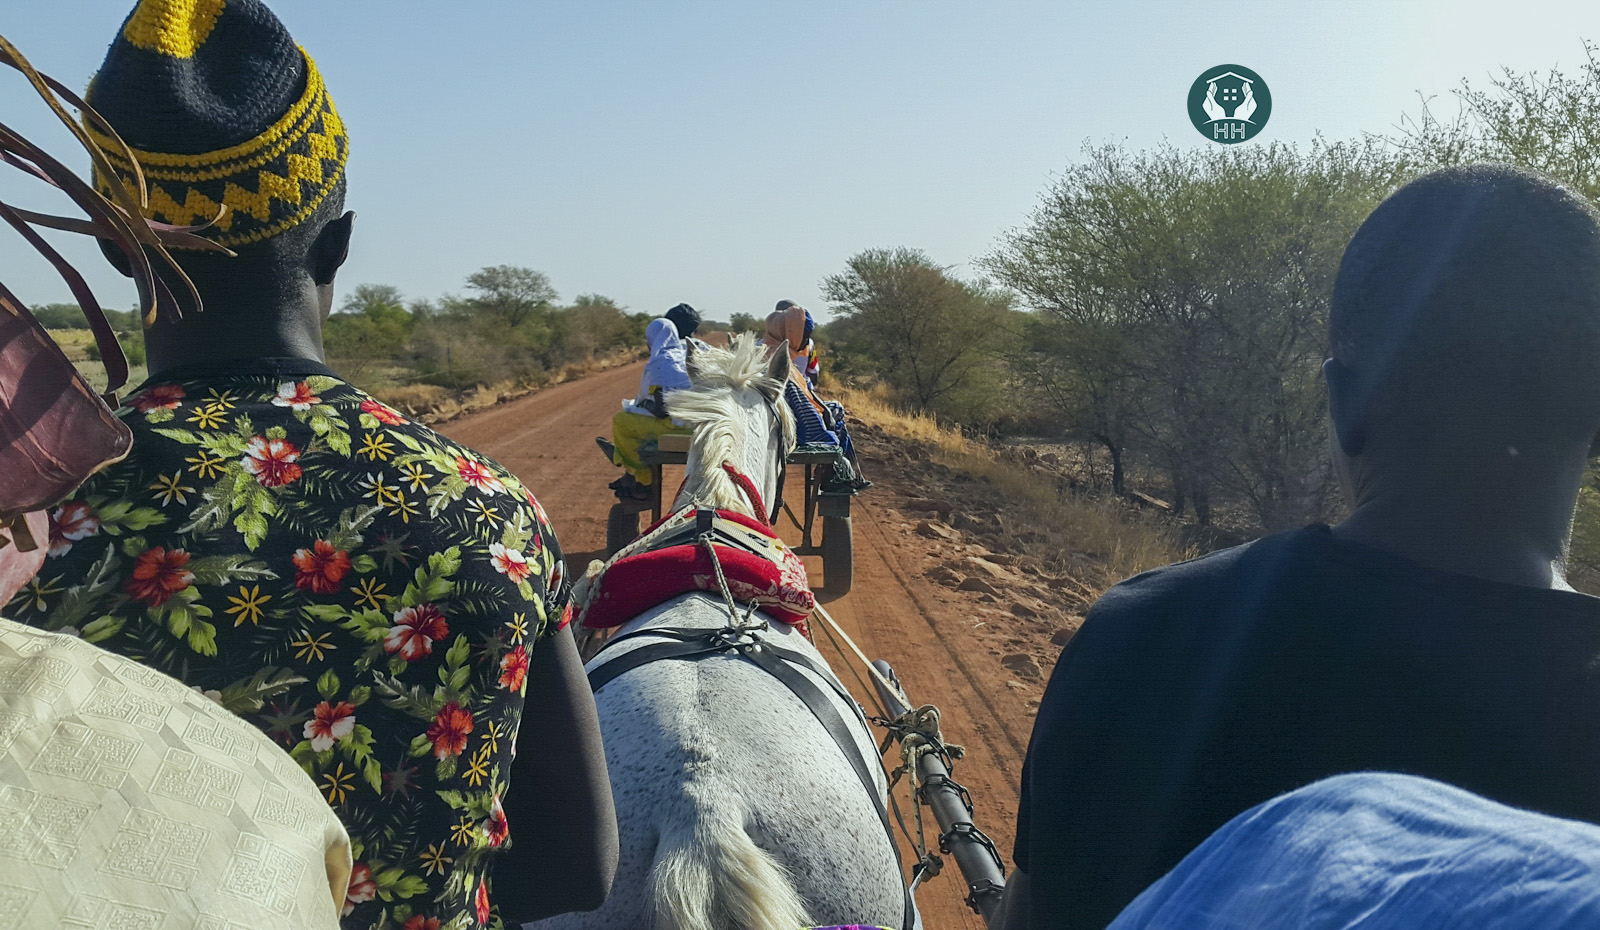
532, 335, 908, 930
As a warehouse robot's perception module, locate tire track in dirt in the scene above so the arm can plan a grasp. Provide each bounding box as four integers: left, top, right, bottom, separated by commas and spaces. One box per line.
443, 362, 1024, 930
852, 496, 1031, 762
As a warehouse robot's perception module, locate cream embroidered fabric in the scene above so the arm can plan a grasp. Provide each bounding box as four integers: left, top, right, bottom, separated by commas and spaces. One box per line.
0, 618, 350, 930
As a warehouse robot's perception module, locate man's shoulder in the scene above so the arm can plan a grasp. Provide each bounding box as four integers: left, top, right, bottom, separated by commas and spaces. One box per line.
118, 373, 527, 485
101, 371, 555, 560
381, 412, 552, 522
385, 414, 522, 479
1089, 526, 1321, 627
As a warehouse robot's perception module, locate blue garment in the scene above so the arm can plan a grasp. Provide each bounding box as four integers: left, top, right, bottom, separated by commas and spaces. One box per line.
785, 381, 855, 462
786, 380, 836, 445
823, 400, 855, 459
1109, 773, 1600, 930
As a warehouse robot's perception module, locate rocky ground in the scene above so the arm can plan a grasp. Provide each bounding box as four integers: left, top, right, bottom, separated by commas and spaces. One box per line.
853, 421, 1101, 705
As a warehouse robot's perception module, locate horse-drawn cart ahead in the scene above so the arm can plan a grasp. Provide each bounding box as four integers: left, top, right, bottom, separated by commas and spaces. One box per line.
604, 432, 856, 595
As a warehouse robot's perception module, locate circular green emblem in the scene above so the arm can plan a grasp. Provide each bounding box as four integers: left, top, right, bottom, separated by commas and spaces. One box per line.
1188, 64, 1271, 144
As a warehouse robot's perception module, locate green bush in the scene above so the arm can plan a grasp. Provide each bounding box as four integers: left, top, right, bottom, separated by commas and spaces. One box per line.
83, 330, 147, 367
322, 273, 647, 394
820, 248, 1018, 429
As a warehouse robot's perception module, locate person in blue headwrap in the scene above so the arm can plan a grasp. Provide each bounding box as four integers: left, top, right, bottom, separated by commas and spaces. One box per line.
802, 309, 823, 388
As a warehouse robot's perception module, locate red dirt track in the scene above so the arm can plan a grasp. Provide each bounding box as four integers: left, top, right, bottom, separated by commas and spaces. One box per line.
443, 362, 1029, 930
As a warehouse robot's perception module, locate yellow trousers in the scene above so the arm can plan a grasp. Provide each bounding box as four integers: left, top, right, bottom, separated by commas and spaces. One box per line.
611, 410, 689, 485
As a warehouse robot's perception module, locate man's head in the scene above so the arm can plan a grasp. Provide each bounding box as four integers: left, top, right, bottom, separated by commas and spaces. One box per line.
88, 0, 353, 355
1327, 165, 1600, 478
666, 303, 701, 339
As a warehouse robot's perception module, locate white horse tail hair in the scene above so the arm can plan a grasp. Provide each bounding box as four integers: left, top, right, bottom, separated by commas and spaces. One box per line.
650, 794, 812, 930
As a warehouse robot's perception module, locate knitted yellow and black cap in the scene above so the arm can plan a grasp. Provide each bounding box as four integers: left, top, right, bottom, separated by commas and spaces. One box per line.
85, 0, 348, 248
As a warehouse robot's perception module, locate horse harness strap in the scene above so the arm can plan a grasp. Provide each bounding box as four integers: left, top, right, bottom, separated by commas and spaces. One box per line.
588, 625, 917, 930
586, 626, 868, 766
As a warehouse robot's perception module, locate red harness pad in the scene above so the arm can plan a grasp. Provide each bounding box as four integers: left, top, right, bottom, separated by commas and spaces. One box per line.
578, 509, 815, 630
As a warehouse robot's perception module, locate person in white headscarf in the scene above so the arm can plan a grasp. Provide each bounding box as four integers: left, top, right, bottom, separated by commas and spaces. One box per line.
633, 310, 696, 410
602, 304, 700, 500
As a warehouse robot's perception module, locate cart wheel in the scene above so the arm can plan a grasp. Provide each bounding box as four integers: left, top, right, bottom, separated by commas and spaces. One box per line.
606, 504, 640, 556
821, 515, 853, 596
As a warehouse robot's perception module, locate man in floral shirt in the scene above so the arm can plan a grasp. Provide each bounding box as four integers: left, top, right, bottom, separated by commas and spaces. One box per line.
29, 367, 615, 929
10, 3, 617, 928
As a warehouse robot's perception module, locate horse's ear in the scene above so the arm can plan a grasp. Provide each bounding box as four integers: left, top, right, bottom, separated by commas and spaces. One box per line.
763, 341, 791, 398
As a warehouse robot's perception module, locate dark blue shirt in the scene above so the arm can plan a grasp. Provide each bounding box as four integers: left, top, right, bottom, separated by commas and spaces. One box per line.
1016, 525, 1600, 929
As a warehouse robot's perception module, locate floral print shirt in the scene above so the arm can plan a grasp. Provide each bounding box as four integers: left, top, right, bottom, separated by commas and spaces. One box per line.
8, 359, 567, 930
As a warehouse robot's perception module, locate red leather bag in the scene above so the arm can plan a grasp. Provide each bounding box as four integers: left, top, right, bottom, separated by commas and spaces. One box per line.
0, 35, 220, 596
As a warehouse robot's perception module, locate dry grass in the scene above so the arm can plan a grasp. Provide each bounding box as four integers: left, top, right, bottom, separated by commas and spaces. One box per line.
378, 383, 453, 414
51, 328, 148, 395
834, 381, 1186, 594
836, 381, 971, 452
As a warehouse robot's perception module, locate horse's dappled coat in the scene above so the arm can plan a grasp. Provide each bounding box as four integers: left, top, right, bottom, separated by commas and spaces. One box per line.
538, 593, 907, 930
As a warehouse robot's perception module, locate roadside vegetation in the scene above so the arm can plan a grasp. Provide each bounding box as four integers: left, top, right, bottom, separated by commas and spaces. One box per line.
39, 265, 742, 421
820, 43, 1600, 590
833, 379, 1183, 596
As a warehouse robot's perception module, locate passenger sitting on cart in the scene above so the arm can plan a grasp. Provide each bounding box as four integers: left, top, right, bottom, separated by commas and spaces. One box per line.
804, 337, 822, 388
766, 301, 871, 494
800, 307, 824, 388
601, 303, 699, 502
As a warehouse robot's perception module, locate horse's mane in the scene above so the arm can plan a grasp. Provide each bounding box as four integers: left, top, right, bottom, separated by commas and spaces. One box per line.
668, 334, 796, 517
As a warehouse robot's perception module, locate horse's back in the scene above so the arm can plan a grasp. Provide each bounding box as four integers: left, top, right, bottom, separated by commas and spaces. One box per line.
540, 596, 903, 930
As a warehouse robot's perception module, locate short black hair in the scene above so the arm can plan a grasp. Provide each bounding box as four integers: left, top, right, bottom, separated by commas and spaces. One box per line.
1331, 164, 1600, 449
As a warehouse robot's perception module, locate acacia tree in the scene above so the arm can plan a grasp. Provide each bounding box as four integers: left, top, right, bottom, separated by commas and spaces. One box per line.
1397, 40, 1600, 200
821, 247, 1012, 414
1008, 311, 1135, 494
986, 141, 1402, 527
462, 265, 558, 328
324, 284, 413, 373
338, 283, 405, 316
558, 293, 637, 359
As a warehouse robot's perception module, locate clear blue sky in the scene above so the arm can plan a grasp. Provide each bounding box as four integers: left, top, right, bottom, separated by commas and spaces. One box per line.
4, 0, 1598, 323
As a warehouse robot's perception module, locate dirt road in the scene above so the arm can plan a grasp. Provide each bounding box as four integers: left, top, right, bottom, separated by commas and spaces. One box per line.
444, 362, 1032, 930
